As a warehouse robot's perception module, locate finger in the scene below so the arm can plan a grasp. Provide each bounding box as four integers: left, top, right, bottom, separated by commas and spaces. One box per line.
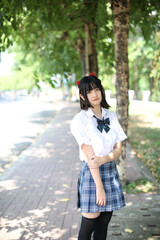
99, 200, 102, 206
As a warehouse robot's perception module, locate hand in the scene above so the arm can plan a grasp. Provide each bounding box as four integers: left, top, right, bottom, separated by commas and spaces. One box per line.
96, 186, 106, 206
87, 156, 104, 169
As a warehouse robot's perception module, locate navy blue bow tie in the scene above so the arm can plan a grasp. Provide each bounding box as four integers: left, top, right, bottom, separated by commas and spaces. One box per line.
94, 116, 110, 133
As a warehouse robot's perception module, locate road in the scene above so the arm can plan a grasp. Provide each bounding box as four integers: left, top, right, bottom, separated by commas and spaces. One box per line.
0, 96, 66, 174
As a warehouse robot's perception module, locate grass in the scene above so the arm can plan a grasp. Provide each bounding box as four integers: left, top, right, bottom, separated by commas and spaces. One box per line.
128, 100, 160, 184
123, 177, 156, 194
110, 99, 160, 186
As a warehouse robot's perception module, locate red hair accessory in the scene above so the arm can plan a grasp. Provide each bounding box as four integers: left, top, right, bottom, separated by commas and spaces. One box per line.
76, 80, 80, 86
76, 72, 95, 86
89, 72, 95, 76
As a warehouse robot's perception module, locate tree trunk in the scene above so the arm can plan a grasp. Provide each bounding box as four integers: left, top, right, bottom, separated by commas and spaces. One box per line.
85, 22, 98, 76
110, 0, 130, 184
85, 23, 90, 75
134, 61, 139, 99
149, 59, 154, 98
77, 34, 86, 76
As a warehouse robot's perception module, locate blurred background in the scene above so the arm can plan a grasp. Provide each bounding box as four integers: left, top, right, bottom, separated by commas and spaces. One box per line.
0, 2, 160, 239
0, 0, 160, 186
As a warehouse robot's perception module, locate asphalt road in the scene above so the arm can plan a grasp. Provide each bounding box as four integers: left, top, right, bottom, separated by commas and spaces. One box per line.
0, 96, 66, 174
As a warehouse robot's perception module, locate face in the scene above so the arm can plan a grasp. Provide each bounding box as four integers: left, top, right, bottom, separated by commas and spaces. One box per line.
82, 87, 102, 107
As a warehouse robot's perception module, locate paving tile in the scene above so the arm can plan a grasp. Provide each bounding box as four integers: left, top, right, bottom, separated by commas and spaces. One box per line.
0, 102, 159, 240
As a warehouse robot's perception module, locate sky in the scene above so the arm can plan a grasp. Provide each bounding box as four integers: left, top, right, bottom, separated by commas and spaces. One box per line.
0, 52, 15, 76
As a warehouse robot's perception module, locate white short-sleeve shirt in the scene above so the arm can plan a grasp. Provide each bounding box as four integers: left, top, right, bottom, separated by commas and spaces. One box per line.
70, 107, 127, 162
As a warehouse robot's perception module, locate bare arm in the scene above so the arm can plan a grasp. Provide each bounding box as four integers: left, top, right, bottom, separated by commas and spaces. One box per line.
87, 141, 122, 169
81, 144, 106, 206
81, 142, 122, 204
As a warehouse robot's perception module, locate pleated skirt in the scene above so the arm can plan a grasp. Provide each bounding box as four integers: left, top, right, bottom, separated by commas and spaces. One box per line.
77, 161, 126, 213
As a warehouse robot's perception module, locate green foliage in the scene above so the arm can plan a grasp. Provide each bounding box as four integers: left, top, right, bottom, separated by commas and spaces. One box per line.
130, 0, 160, 42
128, 29, 160, 101
123, 177, 156, 194
0, 0, 159, 95
0, 70, 34, 92
150, 31, 160, 101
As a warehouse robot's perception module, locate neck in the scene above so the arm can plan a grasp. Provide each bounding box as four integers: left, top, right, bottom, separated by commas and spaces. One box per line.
91, 105, 102, 119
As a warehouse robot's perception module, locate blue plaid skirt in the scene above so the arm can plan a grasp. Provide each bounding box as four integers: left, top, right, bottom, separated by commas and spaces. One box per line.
77, 161, 126, 213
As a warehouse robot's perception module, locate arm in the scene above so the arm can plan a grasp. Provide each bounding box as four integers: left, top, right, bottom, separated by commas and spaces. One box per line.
81, 144, 106, 206
84, 141, 122, 169
71, 117, 106, 205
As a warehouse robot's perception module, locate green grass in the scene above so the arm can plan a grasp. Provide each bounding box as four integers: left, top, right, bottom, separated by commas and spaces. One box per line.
128, 125, 160, 183
108, 99, 160, 184
123, 177, 156, 194
128, 101, 160, 184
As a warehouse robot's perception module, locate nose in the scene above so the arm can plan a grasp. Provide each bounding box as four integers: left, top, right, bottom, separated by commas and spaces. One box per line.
92, 89, 97, 97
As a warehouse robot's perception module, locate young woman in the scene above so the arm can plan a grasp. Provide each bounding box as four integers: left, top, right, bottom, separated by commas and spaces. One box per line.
70, 73, 127, 240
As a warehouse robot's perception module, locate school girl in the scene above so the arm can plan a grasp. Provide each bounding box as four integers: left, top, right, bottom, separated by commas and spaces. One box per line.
70, 73, 127, 240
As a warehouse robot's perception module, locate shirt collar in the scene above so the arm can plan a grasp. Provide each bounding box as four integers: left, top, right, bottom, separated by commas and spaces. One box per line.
85, 107, 108, 118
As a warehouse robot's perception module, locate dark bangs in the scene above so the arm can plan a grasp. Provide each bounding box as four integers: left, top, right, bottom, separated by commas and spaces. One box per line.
78, 75, 110, 110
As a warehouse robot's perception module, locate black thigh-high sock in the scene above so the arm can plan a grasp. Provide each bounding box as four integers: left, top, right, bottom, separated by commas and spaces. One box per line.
78, 215, 100, 240
93, 211, 113, 240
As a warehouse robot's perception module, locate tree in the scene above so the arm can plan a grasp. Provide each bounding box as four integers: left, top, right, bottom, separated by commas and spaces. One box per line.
150, 31, 160, 101
108, 0, 130, 183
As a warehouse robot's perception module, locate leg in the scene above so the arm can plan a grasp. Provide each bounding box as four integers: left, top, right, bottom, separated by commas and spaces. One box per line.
93, 211, 113, 240
78, 212, 100, 240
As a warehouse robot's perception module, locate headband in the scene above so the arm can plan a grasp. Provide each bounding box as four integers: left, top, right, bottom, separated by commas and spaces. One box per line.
76, 72, 95, 86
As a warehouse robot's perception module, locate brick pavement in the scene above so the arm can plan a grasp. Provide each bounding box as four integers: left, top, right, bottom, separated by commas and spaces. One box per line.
0, 102, 160, 240
0, 103, 81, 240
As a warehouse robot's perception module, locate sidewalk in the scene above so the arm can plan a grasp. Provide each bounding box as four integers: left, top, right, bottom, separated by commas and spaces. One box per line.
0, 102, 160, 240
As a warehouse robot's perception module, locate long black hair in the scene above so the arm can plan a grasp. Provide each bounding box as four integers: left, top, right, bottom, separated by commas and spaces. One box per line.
78, 75, 110, 110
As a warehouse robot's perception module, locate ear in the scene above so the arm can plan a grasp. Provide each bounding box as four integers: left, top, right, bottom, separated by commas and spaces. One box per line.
80, 94, 85, 101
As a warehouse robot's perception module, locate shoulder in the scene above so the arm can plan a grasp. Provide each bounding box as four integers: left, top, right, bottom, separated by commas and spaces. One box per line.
104, 109, 116, 118
70, 110, 88, 126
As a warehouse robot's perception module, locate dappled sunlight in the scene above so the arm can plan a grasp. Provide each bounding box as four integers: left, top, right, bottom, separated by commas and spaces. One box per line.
0, 179, 18, 191
28, 207, 50, 218
110, 198, 160, 239
30, 146, 55, 159
33, 147, 55, 159
129, 114, 160, 129
125, 193, 155, 203
54, 190, 65, 195
72, 223, 78, 230
126, 201, 133, 207
1, 103, 159, 239
45, 142, 54, 147
0, 105, 91, 239
0, 199, 79, 239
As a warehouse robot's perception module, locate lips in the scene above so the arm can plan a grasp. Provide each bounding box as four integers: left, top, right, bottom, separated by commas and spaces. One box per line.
93, 98, 99, 101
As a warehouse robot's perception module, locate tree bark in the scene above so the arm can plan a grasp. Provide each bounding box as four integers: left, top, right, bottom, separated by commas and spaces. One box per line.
149, 59, 154, 98
85, 23, 90, 75
110, 0, 130, 184
85, 22, 98, 76
76, 34, 86, 76
134, 61, 139, 99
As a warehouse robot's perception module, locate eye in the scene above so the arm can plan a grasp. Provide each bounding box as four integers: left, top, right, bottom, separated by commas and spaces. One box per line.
96, 88, 99, 91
